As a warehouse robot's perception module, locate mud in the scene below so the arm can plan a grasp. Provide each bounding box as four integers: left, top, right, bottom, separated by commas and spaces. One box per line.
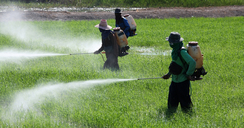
0, 5, 244, 21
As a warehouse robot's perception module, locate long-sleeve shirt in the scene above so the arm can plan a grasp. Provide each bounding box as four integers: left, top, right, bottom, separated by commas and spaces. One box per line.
116, 17, 130, 38
170, 49, 196, 83
97, 31, 119, 57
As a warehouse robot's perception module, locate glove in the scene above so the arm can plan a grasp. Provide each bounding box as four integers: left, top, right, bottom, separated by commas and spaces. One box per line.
162, 74, 171, 79
94, 51, 100, 54
187, 75, 195, 81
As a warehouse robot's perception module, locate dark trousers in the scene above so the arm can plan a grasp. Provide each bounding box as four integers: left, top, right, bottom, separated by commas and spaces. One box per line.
168, 80, 193, 113
104, 53, 119, 70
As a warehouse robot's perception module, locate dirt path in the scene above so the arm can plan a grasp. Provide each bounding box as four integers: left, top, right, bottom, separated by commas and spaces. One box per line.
0, 5, 244, 21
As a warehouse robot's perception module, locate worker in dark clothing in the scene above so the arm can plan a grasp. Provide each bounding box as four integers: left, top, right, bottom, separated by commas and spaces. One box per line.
94, 19, 119, 70
115, 8, 130, 56
115, 8, 131, 38
162, 32, 196, 115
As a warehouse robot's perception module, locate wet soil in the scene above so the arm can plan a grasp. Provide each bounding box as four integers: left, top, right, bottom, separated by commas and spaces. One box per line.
0, 5, 244, 21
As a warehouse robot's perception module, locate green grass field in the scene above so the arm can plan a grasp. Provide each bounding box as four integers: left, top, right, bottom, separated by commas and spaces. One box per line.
0, 16, 243, 127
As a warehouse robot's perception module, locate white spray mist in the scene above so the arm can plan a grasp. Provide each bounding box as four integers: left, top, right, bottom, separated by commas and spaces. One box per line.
0, 48, 66, 64
8, 79, 135, 112
0, 11, 101, 53
1, 79, 136, 122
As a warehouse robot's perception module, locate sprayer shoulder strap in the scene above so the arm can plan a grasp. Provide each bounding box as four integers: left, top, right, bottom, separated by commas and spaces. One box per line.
178, 47, 187, 68
122, 17, 126, 26
108, 31, 115, 40
110, 31, 118, 46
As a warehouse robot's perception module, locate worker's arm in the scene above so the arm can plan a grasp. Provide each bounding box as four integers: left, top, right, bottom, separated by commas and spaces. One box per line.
94, 42, 104, 54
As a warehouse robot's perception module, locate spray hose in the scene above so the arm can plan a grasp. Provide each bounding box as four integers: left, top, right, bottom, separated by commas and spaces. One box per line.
99, 53, 105, 62
69, 52, 106, 62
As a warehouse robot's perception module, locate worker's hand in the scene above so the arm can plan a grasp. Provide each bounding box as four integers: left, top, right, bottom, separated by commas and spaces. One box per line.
187, 75, 195, 81
94, 51, 100, 54
162, 74, 170, 79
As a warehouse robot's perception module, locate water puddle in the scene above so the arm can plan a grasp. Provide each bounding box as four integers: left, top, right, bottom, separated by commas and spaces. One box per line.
131, 47, 171, 56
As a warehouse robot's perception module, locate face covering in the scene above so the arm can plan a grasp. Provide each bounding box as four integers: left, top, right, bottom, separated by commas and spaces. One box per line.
115, 14, 121, 25
170, 41, 183, 60
99, 28, 111, 39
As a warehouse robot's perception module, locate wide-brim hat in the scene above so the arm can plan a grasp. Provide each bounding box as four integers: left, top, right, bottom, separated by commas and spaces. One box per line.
166, 32, 184, 43
95, 19, 112, 30
115, 8, 122, 14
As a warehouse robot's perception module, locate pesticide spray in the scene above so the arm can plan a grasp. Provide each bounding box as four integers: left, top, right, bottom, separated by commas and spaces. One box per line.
5, 79, 134, 112
0, 48, 67, 64
0, 79, 139, 122
1, 76, 163, 122
4, 78, 155, 112
0, 11, 101, 53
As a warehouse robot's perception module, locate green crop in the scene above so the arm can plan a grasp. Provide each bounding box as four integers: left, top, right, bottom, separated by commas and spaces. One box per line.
0, 16, 243, 127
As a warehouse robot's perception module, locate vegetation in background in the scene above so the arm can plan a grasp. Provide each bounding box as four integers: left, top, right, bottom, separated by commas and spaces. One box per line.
1, 0, 244, 8
0, 17, 243, 127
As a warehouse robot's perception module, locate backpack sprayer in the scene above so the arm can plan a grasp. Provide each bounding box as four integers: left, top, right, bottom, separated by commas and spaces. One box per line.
113, 27, 130, 56
124, 14, 137, 36
187, 41, 207, 80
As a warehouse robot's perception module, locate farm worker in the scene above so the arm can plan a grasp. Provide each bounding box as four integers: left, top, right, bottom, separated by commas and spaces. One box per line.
162, 32, 196, 114
94, 19, 120, 70
115, 8, 130, 56
115, 8, 131, 38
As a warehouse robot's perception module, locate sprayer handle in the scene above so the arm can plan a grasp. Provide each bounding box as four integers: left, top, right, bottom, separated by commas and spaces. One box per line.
94, 51, 100, 54
162, 74, 170, 79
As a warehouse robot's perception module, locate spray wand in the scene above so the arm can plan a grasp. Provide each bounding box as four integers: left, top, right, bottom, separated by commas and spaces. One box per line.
69, 52, 106, 55
69, 53, 94, 55
137, 77, 162, 80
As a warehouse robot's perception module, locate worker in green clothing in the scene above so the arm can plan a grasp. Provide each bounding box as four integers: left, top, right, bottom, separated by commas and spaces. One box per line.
162, 32, 196, 114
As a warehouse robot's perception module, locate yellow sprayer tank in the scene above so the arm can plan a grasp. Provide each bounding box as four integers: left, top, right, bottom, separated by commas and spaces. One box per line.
124, 14, 137, 30
113, 27, 128, 47
187, 41, 203, 68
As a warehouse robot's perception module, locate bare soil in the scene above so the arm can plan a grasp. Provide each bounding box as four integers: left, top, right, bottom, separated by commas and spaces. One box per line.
0, 5, 244, 21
